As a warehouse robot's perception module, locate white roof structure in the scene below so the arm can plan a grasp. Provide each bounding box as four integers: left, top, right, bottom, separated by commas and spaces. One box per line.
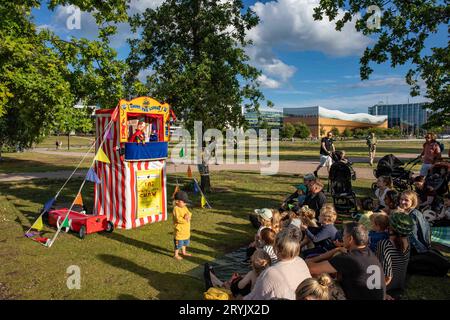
318, 106, 387, 124
284, 106, 387, 125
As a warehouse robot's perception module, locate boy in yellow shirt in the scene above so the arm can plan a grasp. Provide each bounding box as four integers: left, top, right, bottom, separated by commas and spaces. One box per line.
173, 191, 193, 260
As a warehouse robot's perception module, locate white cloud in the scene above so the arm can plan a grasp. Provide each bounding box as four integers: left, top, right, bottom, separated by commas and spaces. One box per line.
248, 0, 371, 56
257, 74, 282, 89
281, 92, 431, 113
245, 0, 372, 90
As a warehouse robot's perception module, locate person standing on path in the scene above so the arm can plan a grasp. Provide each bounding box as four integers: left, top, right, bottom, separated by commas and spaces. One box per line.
366, 132, 377, 166
314, 132, 335, 178
419, 133, 441, 176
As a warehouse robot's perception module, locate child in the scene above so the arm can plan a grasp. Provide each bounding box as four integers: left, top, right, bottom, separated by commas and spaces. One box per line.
423, 193, 450, 226
205, 249, 271, 298
299, 205, 319, 228
368, 212, 389, 252
357, 197, 375, 230
246, 208, 273, 260
301, 205, 339, 258
296, 184, 308, 206
260, 228, 278, 264
295, 273, 332, 300
374, 176, 393, 209
173, 191, 192, 260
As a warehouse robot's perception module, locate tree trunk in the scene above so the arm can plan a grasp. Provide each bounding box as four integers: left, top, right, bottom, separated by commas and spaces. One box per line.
198, 162, 211, 194
67, 133, 70, 151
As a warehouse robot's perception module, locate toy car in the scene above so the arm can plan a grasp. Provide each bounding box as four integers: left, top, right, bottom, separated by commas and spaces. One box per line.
48, 209, 114, 239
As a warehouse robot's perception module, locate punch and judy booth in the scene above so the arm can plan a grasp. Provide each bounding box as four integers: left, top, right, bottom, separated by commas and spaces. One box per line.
94, 97, 176, 229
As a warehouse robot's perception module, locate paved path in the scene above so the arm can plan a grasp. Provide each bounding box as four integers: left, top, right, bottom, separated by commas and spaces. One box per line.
0, 160, 383, 182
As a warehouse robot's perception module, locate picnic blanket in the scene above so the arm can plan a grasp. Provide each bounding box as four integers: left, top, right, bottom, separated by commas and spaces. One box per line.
431, 227, 450, 248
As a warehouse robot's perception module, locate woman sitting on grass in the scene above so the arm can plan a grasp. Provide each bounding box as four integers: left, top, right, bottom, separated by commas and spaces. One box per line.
244, 226, 311, 300
376, 211, 414, 300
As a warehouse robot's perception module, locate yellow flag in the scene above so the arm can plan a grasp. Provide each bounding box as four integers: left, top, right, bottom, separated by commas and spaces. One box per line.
31, 216, 44, 231
187, 165, 192, 178
95, 148, 110, 164
74, 193, 83, 206
201, 195, 207, 208
172, 185, 180, 199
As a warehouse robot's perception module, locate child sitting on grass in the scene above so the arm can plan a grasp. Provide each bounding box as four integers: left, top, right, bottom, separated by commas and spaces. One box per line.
368, 212, 389, 252
260, 228, 278, 264
204, 249, 271, 299
246, 208, 273, 259
301, 205, 339, 258
374, 176, 393, 210
357, 197, 375, 230
299, 205, 319, 228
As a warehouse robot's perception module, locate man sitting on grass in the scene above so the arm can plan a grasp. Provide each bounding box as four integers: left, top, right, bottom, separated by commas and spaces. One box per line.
306, 222, 386, 300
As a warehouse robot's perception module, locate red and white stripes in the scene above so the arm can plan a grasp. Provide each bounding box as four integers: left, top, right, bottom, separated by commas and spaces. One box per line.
94, 111, 167, 229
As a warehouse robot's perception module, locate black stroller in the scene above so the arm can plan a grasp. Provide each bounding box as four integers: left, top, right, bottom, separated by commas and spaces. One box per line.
329, 160, 357, 214
372, 154, 420, 192
422, 162, 450, 210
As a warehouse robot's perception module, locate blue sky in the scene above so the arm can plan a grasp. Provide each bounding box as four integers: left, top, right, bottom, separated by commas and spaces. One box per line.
32, 0, 447, 113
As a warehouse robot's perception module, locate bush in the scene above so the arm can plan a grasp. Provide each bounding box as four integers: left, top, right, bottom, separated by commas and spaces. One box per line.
281, 123, 296, 139
294, 122, 311, 139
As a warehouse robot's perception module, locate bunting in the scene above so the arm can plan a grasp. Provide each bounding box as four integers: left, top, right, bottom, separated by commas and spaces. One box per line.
86, 168, 101, 184
42, 197, 56, 214
30, 216, 44, 231
179, 147, 184, 158
74, 193, 83, 206
111, 106, 119, 122
94, 148, 110, 164
187, 165, 192, 178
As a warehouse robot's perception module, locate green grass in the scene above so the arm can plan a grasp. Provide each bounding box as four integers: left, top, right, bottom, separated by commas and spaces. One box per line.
0, 171, 449, 300
0, 152, 92, 174
35, 135, 94, 149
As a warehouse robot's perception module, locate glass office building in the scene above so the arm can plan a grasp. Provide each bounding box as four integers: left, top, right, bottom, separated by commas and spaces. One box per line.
368, 102, 430, 134
244, 107, 283, 129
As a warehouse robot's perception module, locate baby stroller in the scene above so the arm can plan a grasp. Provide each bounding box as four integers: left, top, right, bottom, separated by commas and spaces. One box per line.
329, 160, 357, 215
372, 154, 420, 192
421, 162, 450, 214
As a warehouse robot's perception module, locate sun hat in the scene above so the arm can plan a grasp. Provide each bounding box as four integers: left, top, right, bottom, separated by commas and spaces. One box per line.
174, 191, 191, 204
389, 211, 414, 236
254, 208, 273, 221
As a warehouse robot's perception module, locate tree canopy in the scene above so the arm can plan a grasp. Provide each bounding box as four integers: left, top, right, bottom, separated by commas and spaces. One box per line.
313, 0, 449, 128
0, 0, 128, 151
126, 0, 269, 132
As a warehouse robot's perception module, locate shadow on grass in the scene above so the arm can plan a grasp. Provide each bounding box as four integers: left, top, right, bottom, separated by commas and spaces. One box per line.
98, 254, 203, 299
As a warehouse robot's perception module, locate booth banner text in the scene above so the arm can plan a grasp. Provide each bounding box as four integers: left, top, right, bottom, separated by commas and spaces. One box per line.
136, 169, 163, 218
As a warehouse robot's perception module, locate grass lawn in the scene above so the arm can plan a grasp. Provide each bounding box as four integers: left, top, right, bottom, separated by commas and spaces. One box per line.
0, 152, 92, 174
35, 135, 94, 149
0, 171, 449, 300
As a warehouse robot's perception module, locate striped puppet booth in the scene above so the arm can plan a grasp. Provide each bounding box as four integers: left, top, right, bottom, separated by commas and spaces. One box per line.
94, 96, 176, 229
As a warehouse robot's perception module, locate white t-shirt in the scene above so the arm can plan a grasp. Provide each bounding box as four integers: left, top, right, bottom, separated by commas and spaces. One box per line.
375, 188, 390, 208
244, 256, 311, 300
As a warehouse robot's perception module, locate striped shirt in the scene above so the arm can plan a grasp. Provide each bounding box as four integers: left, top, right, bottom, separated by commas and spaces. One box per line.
263, 245, 278, 265
376, 239, 410, 291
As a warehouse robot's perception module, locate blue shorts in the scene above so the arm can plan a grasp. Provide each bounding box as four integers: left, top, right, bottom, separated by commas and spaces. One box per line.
174, 239, 190, 250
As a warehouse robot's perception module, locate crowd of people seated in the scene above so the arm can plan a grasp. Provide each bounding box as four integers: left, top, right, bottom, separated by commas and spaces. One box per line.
204, 134, 450, 300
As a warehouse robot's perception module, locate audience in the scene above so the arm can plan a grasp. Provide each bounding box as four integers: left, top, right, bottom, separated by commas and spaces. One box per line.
368, 213, 389, 252
295, 274, 332, 300
374, 176, 393, 210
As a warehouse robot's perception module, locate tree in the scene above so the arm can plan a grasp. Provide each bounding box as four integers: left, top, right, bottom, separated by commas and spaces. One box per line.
330, 126, 340, 137
313, 1, 449, 128
282, 123, 296, 140
127, 0, 270, 192
0, 1, 128, 154
54, 107, 94, 150
342, 127, 352, 139
294, 122, 311, 139
319, 126, 326, 136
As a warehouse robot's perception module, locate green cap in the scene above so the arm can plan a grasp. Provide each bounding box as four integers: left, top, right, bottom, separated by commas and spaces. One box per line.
295, 184, 308, 193
389, 212, 414, 236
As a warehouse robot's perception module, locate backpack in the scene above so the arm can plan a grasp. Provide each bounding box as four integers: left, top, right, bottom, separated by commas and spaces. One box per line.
204, 287, 232, 300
